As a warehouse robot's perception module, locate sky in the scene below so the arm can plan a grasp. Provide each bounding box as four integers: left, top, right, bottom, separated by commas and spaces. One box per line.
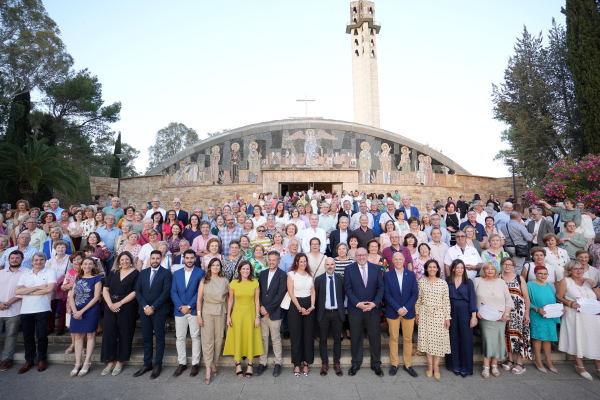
44, 0, 567, 177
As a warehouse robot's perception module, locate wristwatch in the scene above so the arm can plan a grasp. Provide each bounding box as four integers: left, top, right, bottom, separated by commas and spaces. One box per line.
255, 314, 260, 318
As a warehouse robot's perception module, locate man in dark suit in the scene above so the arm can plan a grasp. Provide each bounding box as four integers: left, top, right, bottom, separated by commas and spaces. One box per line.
527, 207, 554, 248
255, 251, 287, 377
315, 257, 345, 377
344, 247, 385, 377
329, 216, 353, 258
171, 250, 206, 377
172, 240, 202, 268
133, 250, 173, 379
173, 198, 188, 227
336, 200, 354, 229
384, 252, 419, 377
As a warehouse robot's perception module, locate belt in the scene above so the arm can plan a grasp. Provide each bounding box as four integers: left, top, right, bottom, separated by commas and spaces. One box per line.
324, 308, 338, 312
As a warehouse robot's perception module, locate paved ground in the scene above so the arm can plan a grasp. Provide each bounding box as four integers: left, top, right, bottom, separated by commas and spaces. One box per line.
0, 361, 599, 400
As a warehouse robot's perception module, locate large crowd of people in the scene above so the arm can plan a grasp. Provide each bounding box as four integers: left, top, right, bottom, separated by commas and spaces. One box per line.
0, 190, 599, 382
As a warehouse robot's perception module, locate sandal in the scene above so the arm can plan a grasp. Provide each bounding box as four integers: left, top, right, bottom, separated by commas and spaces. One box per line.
205, 376, 211, 385
303, 362, 309, 377
245, 363, 253, 379
511, 363, 526, 375
576, 365, 592, 381
491, 365, 500, 378
78, 362, 91, 377
433, 366, 441, 380
211, 365, 218, 377
501, 360, 514, 371
294, 366, 300, 377
65, 344, 75, 355
481, 366, 490, 379
235, 362, 243, 378
70, 363, 82, 378
426, 364, 433, 377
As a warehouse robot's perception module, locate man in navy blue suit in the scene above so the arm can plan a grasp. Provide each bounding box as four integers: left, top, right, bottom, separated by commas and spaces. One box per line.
384, 252, 419, 377
344, 247, 385, 377
171, 250, 205, 377
172, 198, 188, 227
133, 250, 172, 379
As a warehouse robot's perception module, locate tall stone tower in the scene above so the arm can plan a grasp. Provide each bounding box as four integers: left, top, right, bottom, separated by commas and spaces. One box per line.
346, 1, 381, 128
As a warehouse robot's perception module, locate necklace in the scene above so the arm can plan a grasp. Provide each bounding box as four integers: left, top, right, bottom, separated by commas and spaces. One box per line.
483, 278, 496, 296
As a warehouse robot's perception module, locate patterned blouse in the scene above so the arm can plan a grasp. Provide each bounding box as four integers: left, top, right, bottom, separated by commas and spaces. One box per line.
81, 220, 97, 239
221, 255, 247, 282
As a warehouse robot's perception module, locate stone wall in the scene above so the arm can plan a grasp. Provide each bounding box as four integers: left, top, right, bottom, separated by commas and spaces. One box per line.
90, 174, 526, 213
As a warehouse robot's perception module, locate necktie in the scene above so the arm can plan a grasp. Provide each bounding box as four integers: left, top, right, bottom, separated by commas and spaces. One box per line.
150, 268, 157, 286
361, 266, 368, 287
329, 275, 335, 308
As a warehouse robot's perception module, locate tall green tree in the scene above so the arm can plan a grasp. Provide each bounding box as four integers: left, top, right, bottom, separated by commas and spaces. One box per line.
3, 90, 31, 146
109, 131, 122, 178
0, 0, 73, 102
562, 0, 600, 154
492, 27, 566, 185
147, 122, 199, 171
0, 135, 78, 202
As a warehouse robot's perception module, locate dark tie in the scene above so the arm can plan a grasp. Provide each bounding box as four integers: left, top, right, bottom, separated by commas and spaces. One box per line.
329, 275, 335, 308
150, 268, 157, 286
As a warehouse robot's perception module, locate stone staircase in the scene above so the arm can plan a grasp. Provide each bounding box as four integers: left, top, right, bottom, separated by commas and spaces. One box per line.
0, 317, 569, 367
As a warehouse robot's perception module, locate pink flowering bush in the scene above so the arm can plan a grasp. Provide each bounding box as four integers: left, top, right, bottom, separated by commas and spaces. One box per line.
524, 154, 600, 212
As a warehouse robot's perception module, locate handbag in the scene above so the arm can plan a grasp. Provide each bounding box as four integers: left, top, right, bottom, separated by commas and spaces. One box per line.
505, 225, 529, 257
280, 270, 296, 310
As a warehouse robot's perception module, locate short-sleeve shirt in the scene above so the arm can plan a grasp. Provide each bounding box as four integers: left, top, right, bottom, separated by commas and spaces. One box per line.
18, 267, 57, 314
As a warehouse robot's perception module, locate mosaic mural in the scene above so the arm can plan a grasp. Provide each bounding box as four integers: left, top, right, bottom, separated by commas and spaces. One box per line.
161, 129, 455, 187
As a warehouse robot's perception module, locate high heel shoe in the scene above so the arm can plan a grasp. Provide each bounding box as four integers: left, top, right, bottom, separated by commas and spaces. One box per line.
303, 362, 309, 377
294, 366, 300, 377
70, 363, 82, 378
245, 363, 253, 379
78, 362, 91, 377
426, 364, 433, 378
235, 362, 243, 378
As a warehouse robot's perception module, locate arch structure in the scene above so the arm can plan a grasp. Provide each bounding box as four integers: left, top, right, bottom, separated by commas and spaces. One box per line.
147, 119, 469, 189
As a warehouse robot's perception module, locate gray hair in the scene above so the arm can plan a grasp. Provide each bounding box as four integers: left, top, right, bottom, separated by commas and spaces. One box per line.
488, 233, 502, 243
127, 231, 140, 239
179, 239, 190, 246
267, 214, 276, 221
503, 202, 513, 209
473, 200, 483, 207
288, 239, 300, 247
190, 205, 204, 215
121, 221, 133, 230
32, 252, 47, 262
338, 216, 349, 223
484, 206, 495, 215
510, 211, 522, 220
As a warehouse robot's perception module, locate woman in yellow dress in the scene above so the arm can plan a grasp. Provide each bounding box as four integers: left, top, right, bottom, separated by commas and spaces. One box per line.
415, 259, 451, 380
223, 260, 264, 378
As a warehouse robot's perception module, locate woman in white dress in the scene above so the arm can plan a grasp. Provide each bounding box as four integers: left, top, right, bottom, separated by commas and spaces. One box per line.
249, 205, 266, 233
543, 234, 570, 281
288, 208, 306, 232
273, 202, 289, 229
556, 261, 600, 380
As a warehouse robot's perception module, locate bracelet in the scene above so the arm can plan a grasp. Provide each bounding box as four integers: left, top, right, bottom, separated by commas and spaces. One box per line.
568, 301, 572, 308
255, 314, 260, 318
470, 317, 476, 320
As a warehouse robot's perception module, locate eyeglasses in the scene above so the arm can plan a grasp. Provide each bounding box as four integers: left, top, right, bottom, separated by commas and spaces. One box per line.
501, 263, 514, 267
456, 235, 466, 238
572, 267, 584, 271
257, 229, 265, 232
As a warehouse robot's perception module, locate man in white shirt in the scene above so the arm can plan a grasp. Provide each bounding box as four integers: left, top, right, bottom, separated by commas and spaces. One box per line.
443, 232, 482, 280
263, 202, 274, 216
379, 199, 398, 230
145, 197, 166, 220
341, 191, 353, 207
350, 202, 374, 231
307, 187, 314, 200
14, 253, 57, 373
473, 200, 488, 226
0, 251, 27, 372
318, 203, 336, 238
301, 214, 327, 253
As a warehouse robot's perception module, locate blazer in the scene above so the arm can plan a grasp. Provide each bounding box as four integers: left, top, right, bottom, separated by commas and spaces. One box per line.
258, 268, 287, 321
329, 228, 354, 258
135, 267, 173, 316
171, 266, 206, 316
344, 261, 384, 316
173, 254, 202, 269
383, 268, 419, 320
176, 210, 189, 227
315, 272, 346, 322
402, 206, 420, 220
527, 218, 554, 245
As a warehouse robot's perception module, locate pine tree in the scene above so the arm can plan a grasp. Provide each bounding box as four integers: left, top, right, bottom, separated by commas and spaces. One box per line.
3, 91, 32, 147
563, 0, 600, 154
109, 132, 122, 178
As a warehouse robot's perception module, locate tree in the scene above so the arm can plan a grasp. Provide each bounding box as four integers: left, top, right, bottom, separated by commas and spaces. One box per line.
91, 131, 139, 178
563, 0, 600, 154
147, 123, 199, 171
0, 0, 73, 102
0, 135, 78, 202
2, 90, 31, 147
109, 131, 122, 178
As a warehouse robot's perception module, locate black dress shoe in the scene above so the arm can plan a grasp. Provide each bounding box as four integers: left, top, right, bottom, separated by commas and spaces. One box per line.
190, 364, 199, 377
389, 365, 398, 376
133, 365, 153, 377
371, 366, 384, 377
150, 365, 162, 379
348, 366, 360, 376
173, 364, 187, 376
273, 364, 281, 377
56, 329, 65, 336
403, 365, 418, 377
46, 329, 54, 336
255, 364, 267, 376
282, 331, 290, 339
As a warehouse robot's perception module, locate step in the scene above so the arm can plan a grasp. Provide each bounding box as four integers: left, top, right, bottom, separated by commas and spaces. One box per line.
6, 344, 568, 368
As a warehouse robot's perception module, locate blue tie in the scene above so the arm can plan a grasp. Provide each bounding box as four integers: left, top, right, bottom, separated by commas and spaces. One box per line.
329, 275, 335, 308
150, 268, 157, 287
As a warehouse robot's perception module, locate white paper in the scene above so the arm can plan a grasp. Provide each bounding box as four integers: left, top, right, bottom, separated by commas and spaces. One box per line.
542, 303, 564, 319
479, 303, 504, 321
171, 264, 185, 274
576, 297, 600, 315
459, 254, 479, 266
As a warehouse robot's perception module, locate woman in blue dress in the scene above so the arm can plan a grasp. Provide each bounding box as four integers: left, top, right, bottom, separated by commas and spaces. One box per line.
445, 259, 478, 377
527, 265, 564, 374
68, 257, 103, 377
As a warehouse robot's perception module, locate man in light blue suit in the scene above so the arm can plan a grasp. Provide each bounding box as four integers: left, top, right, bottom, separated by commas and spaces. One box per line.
171, 250, 205, 378
384, 252, 419, 378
